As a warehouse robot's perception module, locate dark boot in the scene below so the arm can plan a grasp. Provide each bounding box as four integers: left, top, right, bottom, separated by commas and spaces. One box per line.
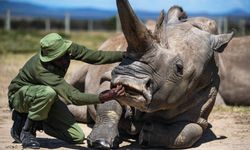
20, 118, 40, 149
10, 110, 28, 143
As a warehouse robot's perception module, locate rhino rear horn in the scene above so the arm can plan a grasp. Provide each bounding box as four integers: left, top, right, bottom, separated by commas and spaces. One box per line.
116, 0, 153, 53
154, 10, 166, 33
154, 10, 168, 47
211, 32, 234, 53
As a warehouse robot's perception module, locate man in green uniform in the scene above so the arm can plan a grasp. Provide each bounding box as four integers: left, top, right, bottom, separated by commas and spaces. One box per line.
8, 33, 125, 149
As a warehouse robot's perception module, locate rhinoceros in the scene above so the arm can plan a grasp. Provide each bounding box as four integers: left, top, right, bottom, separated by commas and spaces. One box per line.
143, 22, 250, 106
217, 36, 250, 106
68, 0, 234, 149
144, 21, 250, 106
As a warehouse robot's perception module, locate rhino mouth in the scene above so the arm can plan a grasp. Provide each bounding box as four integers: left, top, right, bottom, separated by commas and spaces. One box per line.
124, 84, 152, 103
124, 84, 142, 96
112, 77, 152, 112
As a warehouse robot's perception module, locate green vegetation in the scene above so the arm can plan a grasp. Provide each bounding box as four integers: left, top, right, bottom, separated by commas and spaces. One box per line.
69, 31, 116, 50
0, 30, 42, 53
0, 29, 116, 54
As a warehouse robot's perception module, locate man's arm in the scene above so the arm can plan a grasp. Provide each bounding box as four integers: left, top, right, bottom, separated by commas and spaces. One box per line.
36, 71, 124, 105
36, 71, 100, 105
68, 43, 124, 64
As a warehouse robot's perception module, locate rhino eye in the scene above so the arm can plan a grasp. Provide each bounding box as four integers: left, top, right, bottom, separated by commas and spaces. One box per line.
175, 60, 183, 76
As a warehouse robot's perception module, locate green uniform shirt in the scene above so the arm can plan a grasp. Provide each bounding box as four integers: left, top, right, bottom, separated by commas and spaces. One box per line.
8, 43, 123, 105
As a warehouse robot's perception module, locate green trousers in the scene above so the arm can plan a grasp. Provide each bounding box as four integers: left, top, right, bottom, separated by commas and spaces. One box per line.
9, 85, 84, 144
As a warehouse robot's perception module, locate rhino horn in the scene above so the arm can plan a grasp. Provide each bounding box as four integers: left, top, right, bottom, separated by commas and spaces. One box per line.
153, 10, 168, 47
155, 10, 166, 32
211, 32, 234, 52
153, 6, 187, 47
116, 0, 153, 53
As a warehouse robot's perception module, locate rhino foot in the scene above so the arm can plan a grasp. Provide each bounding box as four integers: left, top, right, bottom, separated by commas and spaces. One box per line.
88, 137, 121, 149
87, 101, 122, 149
87, 116, 121, 149
88, 140, 110, 149
139, 121, 203, 149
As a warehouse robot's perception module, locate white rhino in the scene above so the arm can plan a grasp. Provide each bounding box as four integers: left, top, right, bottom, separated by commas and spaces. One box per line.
68, 0, 234, 149
138, 22, 250, 106
146, 21, 250, 106
217, 36, 250, 106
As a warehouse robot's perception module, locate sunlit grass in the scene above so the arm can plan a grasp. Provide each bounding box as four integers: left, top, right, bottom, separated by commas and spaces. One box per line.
0, 29, 116, 54
69, 31, 116, 50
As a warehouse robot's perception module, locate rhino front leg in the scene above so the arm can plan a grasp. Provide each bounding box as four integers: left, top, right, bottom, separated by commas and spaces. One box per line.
139, 121, 203, 149
67, 105, 89, 123
87, 100, 122, 149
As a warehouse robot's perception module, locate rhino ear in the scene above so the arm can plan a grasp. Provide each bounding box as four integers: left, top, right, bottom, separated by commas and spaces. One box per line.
211, 32, 234, 53
116, 0, 153, 53
167, 5, 187, 24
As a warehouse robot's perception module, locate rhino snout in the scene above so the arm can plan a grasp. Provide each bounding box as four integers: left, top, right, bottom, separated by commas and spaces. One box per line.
112, 75, 152, 105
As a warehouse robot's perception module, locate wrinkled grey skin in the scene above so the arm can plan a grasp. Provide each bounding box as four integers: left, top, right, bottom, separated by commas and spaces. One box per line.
69, 0, 233, 149
148, 21, 250, 106
217, 36, 250, 106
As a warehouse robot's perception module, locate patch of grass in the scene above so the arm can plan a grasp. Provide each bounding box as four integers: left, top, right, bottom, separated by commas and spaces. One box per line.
69, 31, 116, 50
0, 30, 45, 54
0, 29, 116, 54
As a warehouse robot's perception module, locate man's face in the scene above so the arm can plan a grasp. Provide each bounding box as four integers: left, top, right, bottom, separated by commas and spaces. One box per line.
52, 53, 70, 70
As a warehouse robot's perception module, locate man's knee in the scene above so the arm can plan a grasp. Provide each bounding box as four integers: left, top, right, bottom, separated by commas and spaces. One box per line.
38, 86, 57, 104
43, 86, 56, 99
72, 133, 84, 144
44, 122, 85, 144
68, 124, 85, 144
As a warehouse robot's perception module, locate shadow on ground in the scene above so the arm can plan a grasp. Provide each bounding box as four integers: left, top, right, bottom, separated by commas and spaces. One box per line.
193, 124, 227, 148
119, 124, 227, 149
37, 138, 89, 149
13, 124, 227, 150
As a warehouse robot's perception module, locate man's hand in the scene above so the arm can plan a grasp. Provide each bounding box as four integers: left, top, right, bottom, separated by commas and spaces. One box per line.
99, 85, 125, 103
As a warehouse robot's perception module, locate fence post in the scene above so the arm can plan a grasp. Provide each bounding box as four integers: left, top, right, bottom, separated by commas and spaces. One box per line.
88, 20, 93, 32
45, 18, 51, 32
239, 18, 246, 36
116, 13, 121, 32
5, 9, 11, 31
223, 17, 228, 34
217, 17, 223, 34
65, 13, 70, 34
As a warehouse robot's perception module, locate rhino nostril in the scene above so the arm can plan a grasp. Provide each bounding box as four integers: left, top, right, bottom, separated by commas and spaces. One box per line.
145, 79, 152, 90
143, 78, 153, 102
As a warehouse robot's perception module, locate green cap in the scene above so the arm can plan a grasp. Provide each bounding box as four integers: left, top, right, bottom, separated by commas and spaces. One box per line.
39, 33, 72, 62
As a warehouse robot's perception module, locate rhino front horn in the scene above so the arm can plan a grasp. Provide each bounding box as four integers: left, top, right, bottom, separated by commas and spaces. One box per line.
116, 0, 153, 53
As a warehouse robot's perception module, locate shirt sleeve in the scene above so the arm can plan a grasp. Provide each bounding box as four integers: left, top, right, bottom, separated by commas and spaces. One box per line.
36, 70, 101, 105
68, 43, 124, 64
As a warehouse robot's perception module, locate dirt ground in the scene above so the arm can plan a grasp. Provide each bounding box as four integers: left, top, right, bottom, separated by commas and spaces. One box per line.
1, 54, 250, 150
1, 106, 250, 150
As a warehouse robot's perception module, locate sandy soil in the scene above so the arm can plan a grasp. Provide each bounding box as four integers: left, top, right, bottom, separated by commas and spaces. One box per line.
1, 106, 250, 150
1, 54, 250, 150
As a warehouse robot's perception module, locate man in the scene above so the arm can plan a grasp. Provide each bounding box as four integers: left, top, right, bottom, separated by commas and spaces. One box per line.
8, 33, 125, 149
